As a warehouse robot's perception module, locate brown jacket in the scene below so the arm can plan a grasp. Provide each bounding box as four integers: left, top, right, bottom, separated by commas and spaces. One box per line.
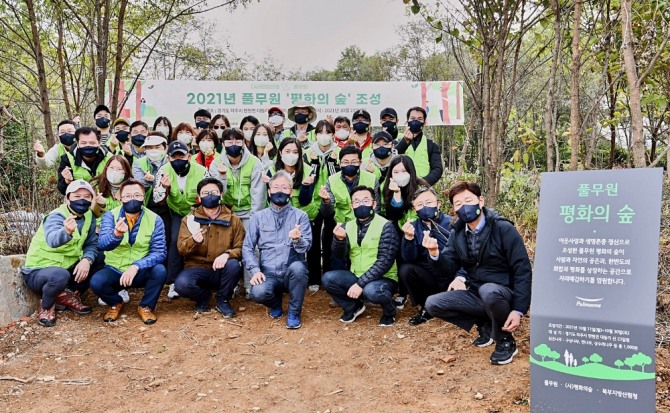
177, 205, 245, 269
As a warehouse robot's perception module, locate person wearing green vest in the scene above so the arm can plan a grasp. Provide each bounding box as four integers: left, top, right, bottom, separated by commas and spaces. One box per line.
34, 119, 77, 170
350, 109, 373, 159
284, 100, 317, 150
112, 120, 148, 166
361, 131, 397, 182
90, 179, 167, 324
209, 128, 266, 296
22, 180, 102, 327
157, 140, 209, 296
395, 106, 444, 186
57, 126, 112, 195
322, 185, 400, 326
267, 106, 286, 145
105, 117, 131, 156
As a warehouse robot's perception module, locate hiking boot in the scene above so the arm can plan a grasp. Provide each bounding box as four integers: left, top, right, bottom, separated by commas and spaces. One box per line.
339, 302, 366, 323
379, 314, 396, 327
98, 290, 131, 306
38, 301, 56, 327
55, 290, 92, 315
393, 295, 407, 310
408, 308, 433, 326
167, 283, 180, 299
194, 301, 211, 313
490, 336, 518, 365
286, 313, 302, 329
473, 323, 494, 347
269, 307, 283, 319
137, 306, 157, 325
215, 300, 236, 318
104, 303, 124, 322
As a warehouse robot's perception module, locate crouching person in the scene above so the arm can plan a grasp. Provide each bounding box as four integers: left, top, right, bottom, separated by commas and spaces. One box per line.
90, 179, 167, 324
22, 180, 103, 327
174, 178, 245, 317
243, 171, 312, 329
322, 186, 399, 327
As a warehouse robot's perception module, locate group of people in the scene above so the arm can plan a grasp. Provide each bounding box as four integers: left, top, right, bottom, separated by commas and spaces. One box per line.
24, 101, 532, 365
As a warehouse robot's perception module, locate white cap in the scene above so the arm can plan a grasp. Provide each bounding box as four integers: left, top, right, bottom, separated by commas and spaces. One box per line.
142, 134, 168, 147
65, 179, 95, 197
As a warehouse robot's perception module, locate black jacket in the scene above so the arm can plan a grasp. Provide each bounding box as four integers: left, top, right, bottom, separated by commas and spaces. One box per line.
332, 214, 399, 287
431, 208, 532, 314
394, 132, 443, 186
57, 147, 109, 195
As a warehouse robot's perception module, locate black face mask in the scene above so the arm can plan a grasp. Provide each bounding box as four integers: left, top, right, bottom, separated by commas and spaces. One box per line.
79, 146, 99, 158
170, 159, 190, 175
59, 133, 75, 146
69, 199, 91, 215
382, 121, 398, 139
95, 117, 110, 129
352, 121, 369, 134
131, 134, 146, 147
408, 120, 424, 133
195, 121, 209, 129
225, 144, 243, 158
294, 113, 309, 125
115, 130, 129, 143
123, 199, 143, 214
201, 194, 221, 208
342, 165, 359, 177
353, 205, 374, 220
373, 147, 392, 159
269, 191, 290, 206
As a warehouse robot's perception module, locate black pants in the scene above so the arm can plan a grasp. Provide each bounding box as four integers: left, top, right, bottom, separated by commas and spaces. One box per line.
167, 212, 185, 284
149, 204, 171, 266
398, 263, 452, 308
307, 212, 335, 285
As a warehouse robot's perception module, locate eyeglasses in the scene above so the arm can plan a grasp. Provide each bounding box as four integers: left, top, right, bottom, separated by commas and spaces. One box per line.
212, 125, 226, 130
201, 190, 220, 196
121, 193, 144, 202
414, 200, 438, 209
270, 185, 291, 192
340, 161, 360, 167
352, 198, 372, 207
224, 139, 245, 146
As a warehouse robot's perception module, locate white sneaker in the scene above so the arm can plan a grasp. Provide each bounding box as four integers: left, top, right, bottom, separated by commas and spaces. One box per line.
308, 285, 320, 292
167, 283, 180, 299
97, 290, 131, 306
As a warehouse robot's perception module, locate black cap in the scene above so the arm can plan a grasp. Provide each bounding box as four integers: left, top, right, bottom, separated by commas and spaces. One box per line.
379, 107, 398, 119
94, 104, 111, 116
372, 131, 393, 143
352, 109, 371, 121
168, 141, 189, 156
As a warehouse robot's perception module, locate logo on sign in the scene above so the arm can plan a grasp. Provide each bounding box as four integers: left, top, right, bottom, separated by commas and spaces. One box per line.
576, 296, 604, 308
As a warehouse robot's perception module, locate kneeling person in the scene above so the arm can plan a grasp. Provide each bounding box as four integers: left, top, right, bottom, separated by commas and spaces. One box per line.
175, 178, 245, 316
91, 179, 167, 324
322, 186, 399, 326
243, 172, 312, 329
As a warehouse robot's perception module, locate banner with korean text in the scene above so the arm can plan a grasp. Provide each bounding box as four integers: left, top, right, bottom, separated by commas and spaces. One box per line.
530, 168, 663, 412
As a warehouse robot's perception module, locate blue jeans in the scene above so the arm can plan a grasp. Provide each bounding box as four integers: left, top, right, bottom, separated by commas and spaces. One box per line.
174, 259, 242, 304
322, 270, 398, 317
249, 261, 308, 315
90, 265, 167, 309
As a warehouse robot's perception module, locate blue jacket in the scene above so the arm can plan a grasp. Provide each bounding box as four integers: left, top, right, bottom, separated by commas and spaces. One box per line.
242, 204, 312, 277
401, 211, 453, 272
98, 208, 167, 272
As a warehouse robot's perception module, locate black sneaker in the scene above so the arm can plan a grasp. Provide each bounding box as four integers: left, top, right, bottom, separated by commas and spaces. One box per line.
473, 323, 494, 347
379, 314, 395, 327
339, 302, 366, 323
490, 336, 518, 365
194, 302, 211, 313
408, 309, 433, 326
393, 296, 407, 310
215, 300, 236, 318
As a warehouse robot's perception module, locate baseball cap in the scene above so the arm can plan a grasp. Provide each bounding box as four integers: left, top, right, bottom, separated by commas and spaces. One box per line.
65, 179, 95, 197
352, 109, 371, 121
372, 131, 393, 143
379, 108, 398, 119
113, 117, 130, 127
142, 134, 168, 147
268, 106, 285, 117
94, 104, 111, 116
168, 141, 189, 156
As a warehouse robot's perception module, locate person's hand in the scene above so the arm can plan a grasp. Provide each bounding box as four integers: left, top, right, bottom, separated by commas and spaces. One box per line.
447, 278, 466, 291
160, 174, 171, 189
192, 229, 204, 243
109, 134, 119, 149
113, 217, 129, 238
302, 174, 315, 186
61, 166, 73, 183
265, 141, 274, 153
401, 220, 415, 240
388, 177, 400, 193
120, 265, 139, 287
33, 141, 45, 157
403, 126, 413, 142
212, 253, 229, 270
422, 230, 439, 256
122, 142, 132, 155
297, 131, 307, 142
73, 259, 91, 283
250, 271, 266, 286
333, 223, 346, 240
348, 131, 357, 143
288, 224, 301, 241
144, 171, 154, 183
217, 162, 228, 177
347, 283, 363, 299
95, 192, 106, 206
365, 161, 375, 173
63, 215, 77, 235
326, 115, 334, 125
502, 311, 522, 332
318, 185, 330, 202
72, 115, 81, 125
261, 174, 271, 183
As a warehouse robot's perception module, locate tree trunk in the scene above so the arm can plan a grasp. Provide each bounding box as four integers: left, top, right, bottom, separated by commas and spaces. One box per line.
621, 0, 646, 167
56, 13, 72, 119
569, 0, 582, 171
110, 0, 128, 119
607, 71, 617, 168
545, 0, 562, 172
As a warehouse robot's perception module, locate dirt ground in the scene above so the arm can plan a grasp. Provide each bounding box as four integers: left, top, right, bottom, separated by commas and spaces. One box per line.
1, 289, 668, 413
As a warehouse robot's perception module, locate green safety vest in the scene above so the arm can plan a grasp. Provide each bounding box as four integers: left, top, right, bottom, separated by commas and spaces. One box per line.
270, 165, 319, 220
66, 151, 111, 181
282, 127, 315, 144
329, 170, 376, 223
25, 204, 93, 269
345, 213, 397, 281
103, 206, 158, 272
57, 143, 68, 158
405, 137, 430, 178
164, 162, 208, 216
221, 156, 258, 212
95, 193, 122, 226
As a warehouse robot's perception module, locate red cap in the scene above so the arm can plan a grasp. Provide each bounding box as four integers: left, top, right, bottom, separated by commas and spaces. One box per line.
268, 106, 285, 117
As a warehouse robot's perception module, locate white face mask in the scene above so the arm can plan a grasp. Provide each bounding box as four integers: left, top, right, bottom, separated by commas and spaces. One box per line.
393, 171, 411, 188
255, 134, 270, 148
335, 129, 350, 140
199, 140, 215, 153
155, 126, 169, 136
177, 133, 192, 145
106, 169, 125, 184
281, 153, 299, 166
243, 130, 253, 141
214, 128, 223, 139
269, 115, 283, 126
316, 133, 333, 147
146, 149, 165, 163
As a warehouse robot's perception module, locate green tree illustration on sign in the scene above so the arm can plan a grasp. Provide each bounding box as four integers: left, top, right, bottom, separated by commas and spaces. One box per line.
534, 344, 553, 361
589, 353, 603, 364
614, 359, 624, 369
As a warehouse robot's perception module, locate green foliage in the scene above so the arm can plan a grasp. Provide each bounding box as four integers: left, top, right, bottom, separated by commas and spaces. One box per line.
589, 353, 603, 364
495, 172, 540, 233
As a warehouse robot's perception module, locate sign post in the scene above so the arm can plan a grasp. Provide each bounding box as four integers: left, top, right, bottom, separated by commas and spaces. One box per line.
530, 168, 663, 412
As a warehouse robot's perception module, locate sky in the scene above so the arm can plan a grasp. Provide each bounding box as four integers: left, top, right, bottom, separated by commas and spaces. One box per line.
209, 0, 414, 72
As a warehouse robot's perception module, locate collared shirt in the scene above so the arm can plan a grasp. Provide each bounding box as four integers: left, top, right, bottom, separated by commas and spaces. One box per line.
465, 213, 487, 234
